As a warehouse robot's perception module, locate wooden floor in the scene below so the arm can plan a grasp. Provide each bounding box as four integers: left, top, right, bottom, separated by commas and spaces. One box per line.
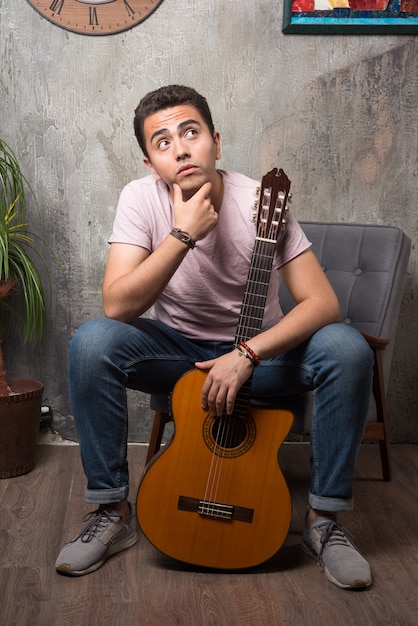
0, 442, 417, 626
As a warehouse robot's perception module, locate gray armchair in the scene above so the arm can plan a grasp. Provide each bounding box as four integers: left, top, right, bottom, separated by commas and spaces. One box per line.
146, 222, 411, 481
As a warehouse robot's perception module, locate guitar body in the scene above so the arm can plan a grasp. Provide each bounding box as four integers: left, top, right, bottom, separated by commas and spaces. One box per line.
137, 369, 293, 570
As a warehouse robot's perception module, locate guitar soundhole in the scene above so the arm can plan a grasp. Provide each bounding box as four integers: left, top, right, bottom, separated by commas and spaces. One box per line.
212, 416, 247, 448
203, 413, 256, 458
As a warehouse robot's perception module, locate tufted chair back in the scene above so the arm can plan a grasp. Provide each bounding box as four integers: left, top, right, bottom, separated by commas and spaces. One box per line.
280, 222, 411, 393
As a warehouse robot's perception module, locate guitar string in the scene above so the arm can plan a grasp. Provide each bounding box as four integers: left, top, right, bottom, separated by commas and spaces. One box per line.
202, 241, 273, 514
202, 192, 283, 515
202, 401, 236, 515
209, 235, 273, 511
202, 241, 266, 512
201, 263, 259, 514
203, 414, 232, 515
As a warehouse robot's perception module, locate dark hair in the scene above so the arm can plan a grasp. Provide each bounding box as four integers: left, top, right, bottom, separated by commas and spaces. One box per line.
133, 85, 215, 159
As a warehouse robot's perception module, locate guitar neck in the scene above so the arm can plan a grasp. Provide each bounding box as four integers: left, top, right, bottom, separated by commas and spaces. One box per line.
234, 238, 277, 345
233, 238, 276, 411
232, 167, 291, 411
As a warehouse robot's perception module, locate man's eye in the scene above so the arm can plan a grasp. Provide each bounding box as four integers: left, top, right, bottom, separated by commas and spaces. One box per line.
185, 129, 197, 138
158, 139, 169, 150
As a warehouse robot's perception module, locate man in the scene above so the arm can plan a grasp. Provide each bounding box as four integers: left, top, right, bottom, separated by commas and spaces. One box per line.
56, 85, 373, 589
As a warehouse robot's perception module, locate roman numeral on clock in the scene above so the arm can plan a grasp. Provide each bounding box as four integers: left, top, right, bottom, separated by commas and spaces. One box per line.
89, 7, 99, 26
50, 0, 65, 13
124, 0, 135, 16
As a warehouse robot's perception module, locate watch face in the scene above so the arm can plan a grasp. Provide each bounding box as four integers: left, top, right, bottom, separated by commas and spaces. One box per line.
26, 0, 165, 35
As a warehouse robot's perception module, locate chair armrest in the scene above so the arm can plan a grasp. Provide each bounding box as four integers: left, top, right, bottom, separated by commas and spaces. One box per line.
360, 331, 390, 351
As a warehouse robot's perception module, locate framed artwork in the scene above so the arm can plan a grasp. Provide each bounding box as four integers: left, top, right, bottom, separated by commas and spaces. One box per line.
283, 0, 418, 33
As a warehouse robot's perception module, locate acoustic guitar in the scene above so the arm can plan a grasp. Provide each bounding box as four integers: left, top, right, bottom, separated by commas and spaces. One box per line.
136, 168, 293, 570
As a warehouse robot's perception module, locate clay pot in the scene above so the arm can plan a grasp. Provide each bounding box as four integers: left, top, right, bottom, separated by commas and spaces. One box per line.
0, 378, 44, 478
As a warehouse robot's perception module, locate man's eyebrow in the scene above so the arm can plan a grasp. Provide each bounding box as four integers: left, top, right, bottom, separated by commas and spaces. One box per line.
150, 119, 202, 144
178, 119, 202, 131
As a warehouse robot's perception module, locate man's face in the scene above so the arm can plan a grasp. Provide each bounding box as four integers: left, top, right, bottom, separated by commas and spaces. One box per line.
143, 104, 221, 201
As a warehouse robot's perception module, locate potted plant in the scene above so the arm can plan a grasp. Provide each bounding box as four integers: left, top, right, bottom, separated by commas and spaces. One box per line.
0, 138, 55, 478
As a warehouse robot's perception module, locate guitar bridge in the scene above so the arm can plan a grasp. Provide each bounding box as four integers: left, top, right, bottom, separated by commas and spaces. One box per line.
178, 495, 253, 523
199, 501, 234, 520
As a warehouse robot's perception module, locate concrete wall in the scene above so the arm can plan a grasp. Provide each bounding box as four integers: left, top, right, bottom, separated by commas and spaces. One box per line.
1, 1, 417, 443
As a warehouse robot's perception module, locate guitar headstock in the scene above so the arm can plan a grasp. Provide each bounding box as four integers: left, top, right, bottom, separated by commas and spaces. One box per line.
255, 168, 291, 242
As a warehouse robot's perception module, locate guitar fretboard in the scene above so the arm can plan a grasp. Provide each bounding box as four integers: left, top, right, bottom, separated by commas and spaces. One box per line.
235, 239, 277, 345
231, 168, 290, 417
232, 239, 277, 415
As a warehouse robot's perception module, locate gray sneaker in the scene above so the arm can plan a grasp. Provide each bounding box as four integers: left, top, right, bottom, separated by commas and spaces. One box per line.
55, 503, 138, 576
302, 515, 372, 589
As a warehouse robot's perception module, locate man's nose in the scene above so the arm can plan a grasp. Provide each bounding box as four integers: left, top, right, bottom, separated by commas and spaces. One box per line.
175, 139, 191, 161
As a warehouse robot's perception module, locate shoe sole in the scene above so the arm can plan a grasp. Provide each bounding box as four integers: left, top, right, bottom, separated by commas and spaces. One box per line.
56, 533, 138, 577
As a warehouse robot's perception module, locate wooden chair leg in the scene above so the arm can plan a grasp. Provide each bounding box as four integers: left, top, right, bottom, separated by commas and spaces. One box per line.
363, 347, 392, 481
145, 410, 171, 465
373, 349, 392, 481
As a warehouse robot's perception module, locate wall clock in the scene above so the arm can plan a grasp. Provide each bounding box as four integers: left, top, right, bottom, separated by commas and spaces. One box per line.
26, 0, 165, 36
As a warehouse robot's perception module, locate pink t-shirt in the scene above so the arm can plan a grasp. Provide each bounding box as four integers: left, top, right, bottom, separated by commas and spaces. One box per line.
109, 170, 310, 341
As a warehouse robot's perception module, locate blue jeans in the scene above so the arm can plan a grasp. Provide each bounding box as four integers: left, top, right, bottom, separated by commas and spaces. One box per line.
68, 318, 373, 513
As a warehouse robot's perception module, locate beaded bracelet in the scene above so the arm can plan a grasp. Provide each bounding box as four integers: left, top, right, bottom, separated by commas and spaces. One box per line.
237, 341, 261, 367
170, 228, 196, 249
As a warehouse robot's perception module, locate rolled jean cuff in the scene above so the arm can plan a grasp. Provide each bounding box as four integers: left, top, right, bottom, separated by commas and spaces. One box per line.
85, 485, 129, 505
308, 491, 353, 513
